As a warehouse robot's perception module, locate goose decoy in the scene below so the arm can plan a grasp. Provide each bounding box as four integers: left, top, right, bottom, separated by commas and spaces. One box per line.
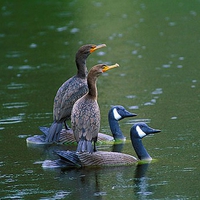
60, 105, 136, 143
72, 63, 119, 153
41, 44, 106, 143
26, 105, 136, 145
42, 122, 161, 168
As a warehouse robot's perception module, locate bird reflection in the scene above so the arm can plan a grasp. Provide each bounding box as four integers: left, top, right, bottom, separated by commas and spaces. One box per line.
111, 140, 125, 152
59, 167, 105, 199
134, 163, 153, 198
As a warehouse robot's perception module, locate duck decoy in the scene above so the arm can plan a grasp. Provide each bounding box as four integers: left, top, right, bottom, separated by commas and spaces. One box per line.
42, 122, 161, 168
40, 44, 106, 143
26, 105, 136, 145
72, 63, 119, 153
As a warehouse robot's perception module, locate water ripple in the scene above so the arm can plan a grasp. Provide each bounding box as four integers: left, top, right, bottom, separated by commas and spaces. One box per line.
0, 115, 24, 124
3, 102, 28, 109
7, 82, 27, 90
19, 65, 33, 70
126, 119, 151, 124
129, 105, 139, 110
6, 51, 23, 58
151, 88, 163, 95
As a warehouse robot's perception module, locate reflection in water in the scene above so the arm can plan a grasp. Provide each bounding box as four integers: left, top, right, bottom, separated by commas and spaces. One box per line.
36, 138, 152, 199
41, 157, 152, 199
111, 141, 125, 152
134, 163, 152, 198
28, 143, 76, 161
53, 167, 107, 199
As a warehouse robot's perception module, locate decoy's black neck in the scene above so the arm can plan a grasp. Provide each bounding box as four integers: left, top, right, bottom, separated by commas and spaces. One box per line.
75, 54, 88, 78
131, 137, 152, 160
108, 113, 125, 140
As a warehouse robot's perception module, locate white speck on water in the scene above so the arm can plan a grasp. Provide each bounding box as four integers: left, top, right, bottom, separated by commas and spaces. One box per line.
93, 2, 102, 7
126, 95, 136, 99
169, 22, 176, 26
97, 51, 106, 56
129, 105, 139, 110
29, 43, 37, 48
171, 116, 177, 120
94, 191, 107, 196
190, 10, 197, 16
122, 14, 127, 18
152, 88, 163, 95
179, 56, 184, 60
70, 28, 79, 33
177, 65, 183, 68
57, 26, 67, 32
144, 102, 154, 106
132, 50, 138, 55
151, 99, 156, 103
159, 32, 164, 36
8, 66, 13, 69
19, 65, 32, 70
162, 64, 170, 68
139, 18, 144, 22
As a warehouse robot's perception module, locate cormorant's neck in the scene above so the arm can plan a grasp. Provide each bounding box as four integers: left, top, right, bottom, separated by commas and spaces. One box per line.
87, 75, 97, 98
131, 137, 152, 160
108, 116, 125, 140
75, 55, 88, 78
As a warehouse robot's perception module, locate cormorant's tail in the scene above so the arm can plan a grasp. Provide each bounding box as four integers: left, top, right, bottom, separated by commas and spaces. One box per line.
45, 121, 63, 142
39, 126, 49, 136
77, 140, 93, 153
56, 150, 82, 167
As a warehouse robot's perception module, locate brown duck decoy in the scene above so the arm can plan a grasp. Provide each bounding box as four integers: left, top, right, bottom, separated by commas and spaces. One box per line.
26, 105, 136, 145
71, 63, 119, 153
60, 105, 136, 143
40, 44, 106, 143
42, 122, 161, 168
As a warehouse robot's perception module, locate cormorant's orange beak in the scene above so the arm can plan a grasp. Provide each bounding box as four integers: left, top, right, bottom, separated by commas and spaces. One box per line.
102, 63, 119, 72
90, 44, 106, 53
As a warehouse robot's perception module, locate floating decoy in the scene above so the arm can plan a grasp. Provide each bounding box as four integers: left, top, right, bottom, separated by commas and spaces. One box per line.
26, 105, 136, 145
42, 122, 161, 168
72, 63, 119, 153
41, 44, 106, 143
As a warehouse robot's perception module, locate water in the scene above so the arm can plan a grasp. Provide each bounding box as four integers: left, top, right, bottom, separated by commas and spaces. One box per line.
0, 0, 200, 199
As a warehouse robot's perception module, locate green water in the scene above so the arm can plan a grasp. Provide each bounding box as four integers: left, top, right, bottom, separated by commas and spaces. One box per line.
0, 0, 200, 199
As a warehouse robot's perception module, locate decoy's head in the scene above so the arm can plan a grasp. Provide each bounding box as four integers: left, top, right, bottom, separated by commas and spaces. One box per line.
131, 122, 161, 139
89, 63, 119, 78
76, 44, 106, 60
109, 105, 137, 121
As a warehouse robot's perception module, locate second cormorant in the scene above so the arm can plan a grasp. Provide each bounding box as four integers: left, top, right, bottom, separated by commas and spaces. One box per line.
71, 63, 119, 153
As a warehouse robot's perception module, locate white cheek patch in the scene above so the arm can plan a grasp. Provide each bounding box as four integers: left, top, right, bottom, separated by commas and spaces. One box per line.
136, 126, 146, 138
113, 108, 122, 120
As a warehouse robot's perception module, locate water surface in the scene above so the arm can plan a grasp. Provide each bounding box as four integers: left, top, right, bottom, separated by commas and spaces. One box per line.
0, 0, 200, 199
